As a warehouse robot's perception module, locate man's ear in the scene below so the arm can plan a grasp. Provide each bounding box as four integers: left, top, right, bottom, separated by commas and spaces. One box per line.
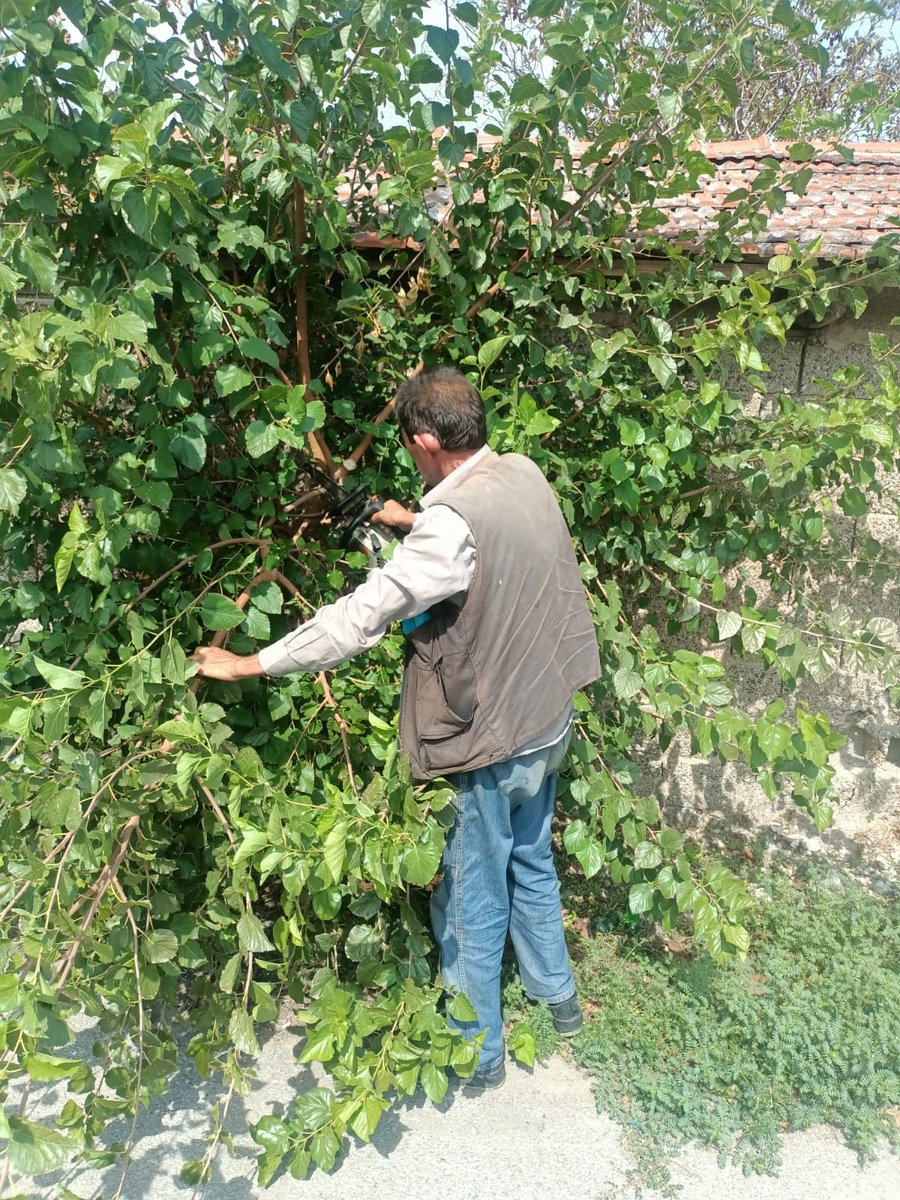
413, 432, 442, 454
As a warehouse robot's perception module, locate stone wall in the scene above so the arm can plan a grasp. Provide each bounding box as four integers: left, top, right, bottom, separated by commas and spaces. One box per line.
639, 288, 900, 890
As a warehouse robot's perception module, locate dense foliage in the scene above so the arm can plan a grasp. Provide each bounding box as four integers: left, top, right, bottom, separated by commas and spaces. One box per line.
498, 0, 900, 139
0, 0, 898, 1190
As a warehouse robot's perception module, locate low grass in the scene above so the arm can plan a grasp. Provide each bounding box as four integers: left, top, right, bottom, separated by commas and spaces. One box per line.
504, 866, 900, 1189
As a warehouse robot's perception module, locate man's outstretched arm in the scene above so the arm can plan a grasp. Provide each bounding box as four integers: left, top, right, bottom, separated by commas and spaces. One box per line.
190, 503, 474, 681
192, 647, 265, 681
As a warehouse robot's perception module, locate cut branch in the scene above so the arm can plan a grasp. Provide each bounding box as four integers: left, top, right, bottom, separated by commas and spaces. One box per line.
56, 814, 141, 994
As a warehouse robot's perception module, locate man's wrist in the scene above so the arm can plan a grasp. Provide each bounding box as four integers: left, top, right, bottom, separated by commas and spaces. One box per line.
235, 652, 264, 679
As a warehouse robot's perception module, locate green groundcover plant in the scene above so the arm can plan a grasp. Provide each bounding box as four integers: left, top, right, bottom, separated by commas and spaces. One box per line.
539, 869, 900, 1188
0, 0, 898, 1190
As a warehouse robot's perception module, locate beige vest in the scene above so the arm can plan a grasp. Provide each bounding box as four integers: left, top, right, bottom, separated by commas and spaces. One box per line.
399, 452, 600, 779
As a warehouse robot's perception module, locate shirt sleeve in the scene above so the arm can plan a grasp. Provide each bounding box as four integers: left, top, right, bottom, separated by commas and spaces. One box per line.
257, 505, 475, 676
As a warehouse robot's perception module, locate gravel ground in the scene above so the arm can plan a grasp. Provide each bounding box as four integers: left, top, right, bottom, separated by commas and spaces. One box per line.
28, 1015, 899, 1200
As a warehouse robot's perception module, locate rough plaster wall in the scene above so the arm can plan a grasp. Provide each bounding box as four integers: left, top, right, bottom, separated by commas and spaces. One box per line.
636, 290, 900, 888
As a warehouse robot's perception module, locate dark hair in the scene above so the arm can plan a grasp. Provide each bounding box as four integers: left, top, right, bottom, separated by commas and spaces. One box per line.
393, 367, 487, 451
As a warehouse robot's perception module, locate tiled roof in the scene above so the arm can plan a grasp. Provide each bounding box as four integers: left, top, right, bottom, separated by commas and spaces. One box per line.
653, 138, 900, 260
346, 135, 900, 262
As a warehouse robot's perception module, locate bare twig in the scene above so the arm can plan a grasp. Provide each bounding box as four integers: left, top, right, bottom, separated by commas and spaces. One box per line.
190, 949, 254, 1199
197, 781, 236, 846
56, 814, 141, 994
316, 670, 357, 795
110, 879, 145, 1200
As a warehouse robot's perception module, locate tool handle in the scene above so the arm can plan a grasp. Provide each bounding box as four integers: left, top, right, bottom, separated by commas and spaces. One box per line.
339, 498, 407, 550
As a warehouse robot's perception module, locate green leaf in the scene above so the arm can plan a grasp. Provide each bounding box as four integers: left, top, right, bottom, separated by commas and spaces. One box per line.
420, 1061, 449, 1103
618, 416, 644, 446
634, 841, 663, 870
576, 838, 604, 879
756, 720, 793, 761
46, 125, 81, 167
447, 991, 478, 1022
715, 610, 743, 640
289, 1149, 312, 1180
722, 923, 750, 955
361, 0, 387, 26
508, 1021, 536, 1068
17, 241, 58, 291
478, 335, 511, 370
344, 923, 380, 961
788, 141, 815, 162
309, 1126, 340, 1172
250, 581, 283, 613
6, 1117, 77, 1176
252, 1114, 289, 1157
160, 640, 187, 684
628, 882, 655, 915
665, 424, 691, 451
135, 480, 172, 509
859, 421, 892, 449
245, 421, 281, 458
108, 311, 148, 343
32, 656, 85, 691
839, 487, 867, 517
0, 468, 27, 516
612, 665, 642, 701
237, 909, 276, 953
509, 75, 546, 107
425, 25, 459, 63
315, 216, 340, 250
179, 1159, 208, 1186
322, 818, 349, 883
657, 88, 681, 123
33, 782, 79, 828
199, 594, 245, 631
214, 364, 254, 396
400, 831, 444, 885
229, 1007, 260, 1055
219, 953, 242, 994
169, 428, 207, 470
243, 605, 271, 640
238, 336, 280, 369
741, 624, 767, 653
23, 1053, 82, 1083
409, 53, 444, 86
144, 929, 179, 963
527, 0, 564, 15
865, 617, 897, 643
648, 353, 677, 388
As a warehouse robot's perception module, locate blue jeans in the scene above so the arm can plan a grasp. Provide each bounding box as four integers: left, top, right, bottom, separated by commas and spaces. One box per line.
431, 733, 576, 1071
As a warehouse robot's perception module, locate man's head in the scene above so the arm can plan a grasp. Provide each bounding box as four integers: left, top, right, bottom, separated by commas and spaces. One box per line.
393, 367, 487, 486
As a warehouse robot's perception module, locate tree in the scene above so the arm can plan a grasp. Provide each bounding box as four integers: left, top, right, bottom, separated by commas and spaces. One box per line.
0, 0, 898, 1189
498, 0, 900, 138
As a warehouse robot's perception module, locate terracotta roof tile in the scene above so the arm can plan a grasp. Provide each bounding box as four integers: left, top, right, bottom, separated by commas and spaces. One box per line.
350, 136, 900, 262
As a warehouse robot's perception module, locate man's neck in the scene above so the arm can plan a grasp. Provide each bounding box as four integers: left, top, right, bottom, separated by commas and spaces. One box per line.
421, 444, 491, 507
434, 448, 479, 482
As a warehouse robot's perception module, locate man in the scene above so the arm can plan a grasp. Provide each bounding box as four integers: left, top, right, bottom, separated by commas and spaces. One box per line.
193, 367, 601, 1089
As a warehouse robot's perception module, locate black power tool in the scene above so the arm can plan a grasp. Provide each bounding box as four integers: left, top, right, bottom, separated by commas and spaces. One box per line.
329, 481, 406, 568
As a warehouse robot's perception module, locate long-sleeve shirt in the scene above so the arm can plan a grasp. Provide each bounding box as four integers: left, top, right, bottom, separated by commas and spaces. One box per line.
257, 447, 489, 676
257, 445, 572, 752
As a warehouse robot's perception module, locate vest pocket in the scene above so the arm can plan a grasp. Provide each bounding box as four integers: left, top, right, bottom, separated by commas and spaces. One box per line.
416, 652, 476, 741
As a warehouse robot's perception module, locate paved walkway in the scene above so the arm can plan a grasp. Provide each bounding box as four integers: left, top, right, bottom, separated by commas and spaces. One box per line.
44, 1016, 900, 1200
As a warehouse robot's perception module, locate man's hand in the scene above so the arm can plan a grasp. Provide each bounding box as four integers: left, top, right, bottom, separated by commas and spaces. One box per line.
370, 499, 416, 533
192, 647, 264, 681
